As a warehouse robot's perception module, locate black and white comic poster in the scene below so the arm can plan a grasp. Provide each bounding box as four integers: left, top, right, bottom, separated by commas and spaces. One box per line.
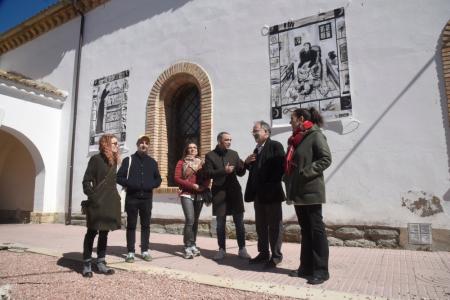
89, 70, 129, 152
269, 8, 352, 127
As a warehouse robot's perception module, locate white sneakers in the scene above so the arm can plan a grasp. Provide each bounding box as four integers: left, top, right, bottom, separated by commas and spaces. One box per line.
191, 246, 201, 257
213, 248, 226, 260
213, 247, 251, 260
238, 247, 251, 259
184, 246, 201, 259
184, 247, 194, 259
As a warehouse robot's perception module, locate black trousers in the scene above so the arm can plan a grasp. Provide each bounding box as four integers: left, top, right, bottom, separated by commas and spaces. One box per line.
254, 200, 283, 263
126, 196, 152, 253
83, 229, 109, 260
295, 204, 329, 277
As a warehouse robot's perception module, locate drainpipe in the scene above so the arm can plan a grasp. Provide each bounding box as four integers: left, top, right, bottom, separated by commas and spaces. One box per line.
66, 1, 84, 225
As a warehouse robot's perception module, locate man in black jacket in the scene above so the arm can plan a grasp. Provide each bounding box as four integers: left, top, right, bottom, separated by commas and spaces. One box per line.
244, 121, 285, 269
204, 132, 251, 260
117, 135, 162, 263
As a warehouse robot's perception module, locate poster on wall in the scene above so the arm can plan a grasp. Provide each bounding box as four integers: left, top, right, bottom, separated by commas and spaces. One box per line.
89, 70, 129, 152
269, 8, 352, 127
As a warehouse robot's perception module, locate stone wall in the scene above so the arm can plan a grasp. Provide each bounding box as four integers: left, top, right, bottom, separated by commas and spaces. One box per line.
69, 214, 400, 249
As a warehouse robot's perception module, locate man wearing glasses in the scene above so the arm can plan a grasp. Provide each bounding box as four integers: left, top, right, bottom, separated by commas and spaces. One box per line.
117, 135, 162, 263
244, 121, 285, 269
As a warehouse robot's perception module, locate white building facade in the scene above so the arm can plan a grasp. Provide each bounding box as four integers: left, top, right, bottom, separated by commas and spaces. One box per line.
0, 0, 449, 249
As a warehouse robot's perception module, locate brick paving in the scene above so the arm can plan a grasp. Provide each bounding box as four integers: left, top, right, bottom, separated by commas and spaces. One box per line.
1, 224, 449, 299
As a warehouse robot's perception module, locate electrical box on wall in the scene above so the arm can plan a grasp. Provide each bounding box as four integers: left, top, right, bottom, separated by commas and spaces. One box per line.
408, 223, 432, 245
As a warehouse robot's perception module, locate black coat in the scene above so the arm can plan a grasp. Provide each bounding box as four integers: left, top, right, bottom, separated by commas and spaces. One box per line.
82, 154, 121, 231
204, 146, 246, 216
117, 151, 162, 199
244, 138, 286, 204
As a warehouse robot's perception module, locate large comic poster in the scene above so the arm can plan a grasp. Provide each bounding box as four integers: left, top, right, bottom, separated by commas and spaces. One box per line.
89, 70, 129, 152
269, 8, 351, 127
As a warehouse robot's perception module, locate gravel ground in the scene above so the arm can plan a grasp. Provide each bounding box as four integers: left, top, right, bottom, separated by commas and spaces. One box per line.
0, 250, 296, 300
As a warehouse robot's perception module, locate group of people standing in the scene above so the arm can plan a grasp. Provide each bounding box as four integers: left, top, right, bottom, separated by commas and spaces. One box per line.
81, 107, 332, 286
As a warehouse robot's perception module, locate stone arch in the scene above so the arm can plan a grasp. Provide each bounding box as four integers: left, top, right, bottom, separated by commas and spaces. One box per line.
442, 20, 450, 126
146, 62, 213, 190
0, 126, 45, 222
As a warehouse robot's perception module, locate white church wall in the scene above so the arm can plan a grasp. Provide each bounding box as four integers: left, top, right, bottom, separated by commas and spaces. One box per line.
0, 18, 80, 213
0, 93, 62, 212
1, 0, 448, 230
70, 0, 449, 228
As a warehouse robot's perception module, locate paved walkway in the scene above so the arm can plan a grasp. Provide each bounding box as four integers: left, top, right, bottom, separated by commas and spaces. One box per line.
0, 224, 449, 299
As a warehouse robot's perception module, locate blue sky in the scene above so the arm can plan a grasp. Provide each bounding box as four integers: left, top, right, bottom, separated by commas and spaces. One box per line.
0, 0, 58, 34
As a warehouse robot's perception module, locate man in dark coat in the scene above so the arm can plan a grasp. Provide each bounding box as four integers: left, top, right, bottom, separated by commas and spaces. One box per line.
244, 121, 285, 269
117, 135, 162, 263
204, 132, 251, 260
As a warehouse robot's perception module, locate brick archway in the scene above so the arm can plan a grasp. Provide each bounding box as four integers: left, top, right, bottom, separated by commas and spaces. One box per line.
146, 62, 213, 190
442, 21, 450, 126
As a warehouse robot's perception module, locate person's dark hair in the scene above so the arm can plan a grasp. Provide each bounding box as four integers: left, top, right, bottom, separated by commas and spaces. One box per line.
293, 107, 323, 127
303, 42, 311, 48
182, 142, 200, 159
217, 131, 230, 142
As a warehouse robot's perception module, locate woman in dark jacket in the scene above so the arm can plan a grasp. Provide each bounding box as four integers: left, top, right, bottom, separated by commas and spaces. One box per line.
283, 108, 332, 285
174, 143, 210, 259
81, 134, 122, 277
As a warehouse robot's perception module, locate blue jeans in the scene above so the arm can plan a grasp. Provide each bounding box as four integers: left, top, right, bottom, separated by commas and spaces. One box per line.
216, 213, 246, 250
180, 196, 203, 248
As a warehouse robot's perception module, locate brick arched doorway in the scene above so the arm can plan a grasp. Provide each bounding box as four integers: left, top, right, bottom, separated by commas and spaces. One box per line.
146, 62, 213, 189
442, 20, 450, 126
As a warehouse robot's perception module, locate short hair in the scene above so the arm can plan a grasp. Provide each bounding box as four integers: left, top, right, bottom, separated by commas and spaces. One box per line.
217, 131, 230, 142
255, 120, 271, 136
136, 135, 150, 145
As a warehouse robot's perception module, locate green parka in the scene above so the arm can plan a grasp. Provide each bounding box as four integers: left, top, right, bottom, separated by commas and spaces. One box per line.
283, 125, 332, 205
82, 153, 121, 231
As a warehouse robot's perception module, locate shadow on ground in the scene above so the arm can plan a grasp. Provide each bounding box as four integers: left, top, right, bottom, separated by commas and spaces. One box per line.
148, 242, 293, 275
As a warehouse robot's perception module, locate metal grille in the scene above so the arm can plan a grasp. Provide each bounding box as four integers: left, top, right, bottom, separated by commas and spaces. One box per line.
167, 84, 200, 186
176, 85, 200, 146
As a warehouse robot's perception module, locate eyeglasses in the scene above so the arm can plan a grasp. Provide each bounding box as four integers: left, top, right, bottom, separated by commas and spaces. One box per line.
251, 129, 264, 134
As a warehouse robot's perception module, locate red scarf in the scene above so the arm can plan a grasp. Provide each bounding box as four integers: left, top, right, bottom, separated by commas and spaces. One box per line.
284, 121, 313, 175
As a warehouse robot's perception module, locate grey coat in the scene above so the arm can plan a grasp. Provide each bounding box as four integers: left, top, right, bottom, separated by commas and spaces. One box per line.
283, 125, 332, 205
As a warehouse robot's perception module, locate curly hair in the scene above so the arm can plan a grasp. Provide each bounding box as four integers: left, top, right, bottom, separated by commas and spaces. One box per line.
98, 134, 120, 166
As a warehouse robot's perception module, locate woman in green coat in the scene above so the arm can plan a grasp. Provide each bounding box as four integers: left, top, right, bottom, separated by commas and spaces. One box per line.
81, 134, 121, 277
284, 107, 332, 285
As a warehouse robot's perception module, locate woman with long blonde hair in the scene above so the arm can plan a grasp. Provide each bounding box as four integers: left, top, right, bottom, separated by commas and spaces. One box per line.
81, 134, 122, 277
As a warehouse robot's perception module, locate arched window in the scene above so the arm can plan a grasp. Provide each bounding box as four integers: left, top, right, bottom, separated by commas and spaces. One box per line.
167, 84, 201, 186
146, 62, 213, 190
